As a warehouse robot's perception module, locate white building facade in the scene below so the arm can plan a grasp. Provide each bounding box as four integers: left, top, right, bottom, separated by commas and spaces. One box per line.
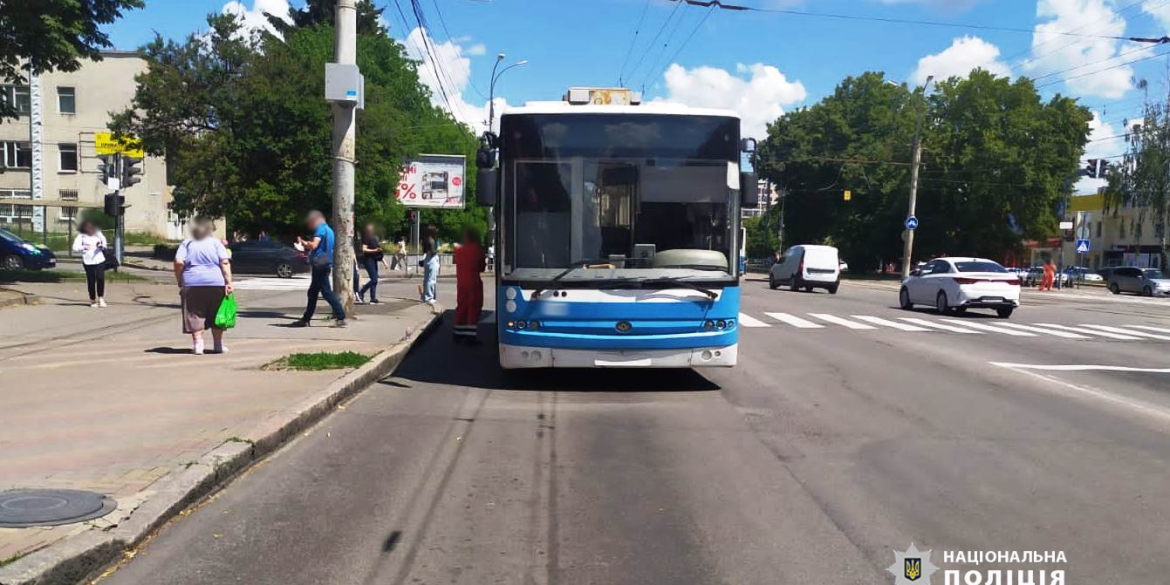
0, 52, 178, 238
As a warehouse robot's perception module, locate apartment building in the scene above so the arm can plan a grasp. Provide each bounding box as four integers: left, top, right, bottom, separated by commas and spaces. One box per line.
0, 52, 178, 238
1069, 192, 1166, 269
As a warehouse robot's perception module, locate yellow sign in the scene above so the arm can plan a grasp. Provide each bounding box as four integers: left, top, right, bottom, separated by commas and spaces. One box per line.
94, 132, 145, 158
844, 189, 852, 201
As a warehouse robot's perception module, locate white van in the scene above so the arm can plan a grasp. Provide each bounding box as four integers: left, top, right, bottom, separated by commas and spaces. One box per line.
769, 245, 841, 294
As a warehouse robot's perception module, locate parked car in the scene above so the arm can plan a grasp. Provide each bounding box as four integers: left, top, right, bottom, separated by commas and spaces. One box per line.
769, 244, 840, 294
228, 240, 309, 278
0, 228, 57, 270
1064, 266, 1103, 283
1106, 267, 1170, 296
899, 257, 1021, 318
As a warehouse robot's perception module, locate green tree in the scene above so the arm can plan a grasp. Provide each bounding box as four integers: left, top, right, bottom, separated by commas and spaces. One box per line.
268, 0, 387, 36
1104, 82, 1170, 268
761, 70, 1091, 271
113, 12, 484, 243
0, 0, 144, 118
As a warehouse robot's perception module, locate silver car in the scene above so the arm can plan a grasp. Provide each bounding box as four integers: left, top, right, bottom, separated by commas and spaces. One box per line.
1107, 267, 1170, 296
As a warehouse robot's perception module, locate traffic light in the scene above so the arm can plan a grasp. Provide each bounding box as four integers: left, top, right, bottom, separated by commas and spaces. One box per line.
104, 193, 125, 217
121, 156, 144, 188
1083, 159, 1107, 179
97, 154, 116, 184
843, 189, 852, 202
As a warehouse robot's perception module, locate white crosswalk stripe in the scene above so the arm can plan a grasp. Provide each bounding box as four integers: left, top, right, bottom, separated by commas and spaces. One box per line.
765, 312, 823, 329
853, 316, 928, 331
737, 313, 770, 328
1080, 324, 1170, 341
809, 313, 875, 330
899, 318, 983, 333
1033, 323, 1142, 340
996, 322, 1090, 339
940, 320, 1035, 336
1129, 324, 1170, 335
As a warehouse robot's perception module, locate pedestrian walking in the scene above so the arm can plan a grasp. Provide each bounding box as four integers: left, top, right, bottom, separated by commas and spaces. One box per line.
173, 218, 233, 355
292, 210, 347, 327
392, 237, 408, 276
421, 225, 440, 306
72, 220, 109, 308
1039, 259, 1055, 292
357, 223, 382, 304
453, 226, 486, 343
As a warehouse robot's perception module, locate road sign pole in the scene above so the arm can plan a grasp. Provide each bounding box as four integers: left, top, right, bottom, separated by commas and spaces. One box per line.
331, 0, 358, 316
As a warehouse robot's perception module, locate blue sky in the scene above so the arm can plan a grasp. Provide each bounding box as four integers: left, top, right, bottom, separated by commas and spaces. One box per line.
107, 0, 1170, 191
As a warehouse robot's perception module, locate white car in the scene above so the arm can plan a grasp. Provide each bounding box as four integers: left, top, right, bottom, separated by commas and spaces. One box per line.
769, 244, 841, 294
899, 257, 1021, 318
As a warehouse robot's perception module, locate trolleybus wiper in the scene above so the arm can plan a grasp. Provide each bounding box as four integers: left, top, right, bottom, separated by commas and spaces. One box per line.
634, 276, 719, 300
531, 259, 615, 299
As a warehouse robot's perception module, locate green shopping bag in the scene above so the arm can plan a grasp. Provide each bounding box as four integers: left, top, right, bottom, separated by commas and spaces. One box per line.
215, 293, 238, 329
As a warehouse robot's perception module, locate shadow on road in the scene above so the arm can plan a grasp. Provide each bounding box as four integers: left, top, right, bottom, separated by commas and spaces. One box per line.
388, 311, 721, 393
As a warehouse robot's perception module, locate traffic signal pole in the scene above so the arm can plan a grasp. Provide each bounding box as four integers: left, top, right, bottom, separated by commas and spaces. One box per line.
331, 0, 358, 316
902, 76, 932, 279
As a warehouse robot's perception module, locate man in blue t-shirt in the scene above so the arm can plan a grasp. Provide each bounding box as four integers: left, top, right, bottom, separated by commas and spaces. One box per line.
292, 210, 347, 327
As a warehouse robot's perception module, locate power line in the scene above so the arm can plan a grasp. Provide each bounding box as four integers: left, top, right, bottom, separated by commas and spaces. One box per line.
643, 2, 718, 91
406, 0, 463, 121
639, 0, 693, 92
664, 0, 1166, 42
1036, 49, 1170, 89
1029, 43, 1158, 83
618, 0, 652, 87
624, 0, 685, 86
428, 0, 488, 100
1004, 0, 1157, 68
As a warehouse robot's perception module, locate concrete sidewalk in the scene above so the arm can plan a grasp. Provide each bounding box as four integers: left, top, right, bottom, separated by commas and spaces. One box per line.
0, 279, 439, 583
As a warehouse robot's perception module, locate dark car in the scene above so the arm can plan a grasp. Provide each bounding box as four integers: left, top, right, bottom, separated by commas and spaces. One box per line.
228, 240, 309, 278
0, 228, 57, 270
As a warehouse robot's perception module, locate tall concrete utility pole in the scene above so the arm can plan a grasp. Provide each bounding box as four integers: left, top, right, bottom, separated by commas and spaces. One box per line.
332, 0, 358, 315
902, 76, 932, 279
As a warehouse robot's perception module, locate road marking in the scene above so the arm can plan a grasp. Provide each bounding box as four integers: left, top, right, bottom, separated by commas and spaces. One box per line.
765, 312, 823, 329
898, 318, 983, 333
809, 313, 876, 330
991, 362, 1170, 427
737, 313, 771, 328
1130, 325, 1170, 335
940, 319, 1035, 336
1034, 323, 1142, 340
1080, 324, 1170, 341
995, 322, 1090, 339
991, 362, 1170, 373
852, 316, 928, 331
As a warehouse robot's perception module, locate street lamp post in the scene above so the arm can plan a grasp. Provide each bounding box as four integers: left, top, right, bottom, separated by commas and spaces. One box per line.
488, 54, 527, 133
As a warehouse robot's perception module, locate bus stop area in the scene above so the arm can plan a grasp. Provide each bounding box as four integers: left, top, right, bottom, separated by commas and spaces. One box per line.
0, 277, 444, 581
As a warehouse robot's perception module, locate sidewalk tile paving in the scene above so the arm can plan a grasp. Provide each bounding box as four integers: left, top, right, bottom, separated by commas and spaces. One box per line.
0, 278, 439, 567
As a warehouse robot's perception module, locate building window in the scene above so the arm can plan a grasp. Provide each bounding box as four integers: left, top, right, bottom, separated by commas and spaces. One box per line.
58, 189, 79, 221
2, 142, 32, 169
1, 85, 31, 115
1096, 222, 1102, 238
57, 87, 76, 114
0, 190, 33, 224
59, 143, 78, 172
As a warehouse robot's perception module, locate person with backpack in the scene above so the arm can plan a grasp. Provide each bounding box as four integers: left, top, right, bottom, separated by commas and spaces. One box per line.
71, 220, 109, 308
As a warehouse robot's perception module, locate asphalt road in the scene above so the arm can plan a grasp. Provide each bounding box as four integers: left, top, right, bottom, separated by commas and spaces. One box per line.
101, 278, 1170, 584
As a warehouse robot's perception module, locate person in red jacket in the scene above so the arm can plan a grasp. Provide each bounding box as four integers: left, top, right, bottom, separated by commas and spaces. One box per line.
454, 226, 486, 343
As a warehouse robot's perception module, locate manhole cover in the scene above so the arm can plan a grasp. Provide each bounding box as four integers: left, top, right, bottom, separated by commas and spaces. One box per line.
0, 489, 116, 528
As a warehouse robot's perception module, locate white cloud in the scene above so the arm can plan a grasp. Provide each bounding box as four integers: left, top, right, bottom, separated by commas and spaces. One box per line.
221, 0, 291, 36
1143, 1, 1170, 29
912, 36, 1011, 84
1023, 0, 1132, 98
401, 27, 503, 134
653, 63, 807, 138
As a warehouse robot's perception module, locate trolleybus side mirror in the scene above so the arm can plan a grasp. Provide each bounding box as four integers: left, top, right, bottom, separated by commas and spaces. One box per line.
740, 172, 759, 208
476, 168, 498, 207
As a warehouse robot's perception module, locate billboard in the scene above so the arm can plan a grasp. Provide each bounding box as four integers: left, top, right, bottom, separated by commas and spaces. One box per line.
94, 132, 145, 157
396, 154, 466, 209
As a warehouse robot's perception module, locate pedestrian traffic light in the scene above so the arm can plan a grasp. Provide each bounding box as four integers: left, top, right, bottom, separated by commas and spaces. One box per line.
843, 189, 852, 201
121, 156, 144, 188
97, 154, 116, 183
104, 193, 125, 217
1083, 159, 1106, 179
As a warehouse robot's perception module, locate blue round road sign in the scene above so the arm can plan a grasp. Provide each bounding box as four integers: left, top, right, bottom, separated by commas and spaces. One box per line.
905, 216, 919, 231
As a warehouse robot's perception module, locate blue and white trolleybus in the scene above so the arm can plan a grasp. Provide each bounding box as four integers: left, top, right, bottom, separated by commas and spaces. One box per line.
475, 88, 757, 368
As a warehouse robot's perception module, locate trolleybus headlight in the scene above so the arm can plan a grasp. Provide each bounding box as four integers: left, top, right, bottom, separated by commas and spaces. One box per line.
506, 321, 515, 328
703, 320, 715, 331
505, 300, 517, 313
716, 320, 726, 330
517, 320, 527, 330
506, 287, 518, 300
528, 320, 540, 330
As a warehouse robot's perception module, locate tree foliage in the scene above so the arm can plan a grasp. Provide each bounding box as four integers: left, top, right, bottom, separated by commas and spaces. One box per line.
0, 0, 144, 118
113, 12, 487, 243
1104, 83, 1170, 264
760, 70, 1091, 271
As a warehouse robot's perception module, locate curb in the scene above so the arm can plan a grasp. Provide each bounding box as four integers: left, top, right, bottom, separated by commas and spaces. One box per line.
0, 288, 37, 309
0, 311, 443, 585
